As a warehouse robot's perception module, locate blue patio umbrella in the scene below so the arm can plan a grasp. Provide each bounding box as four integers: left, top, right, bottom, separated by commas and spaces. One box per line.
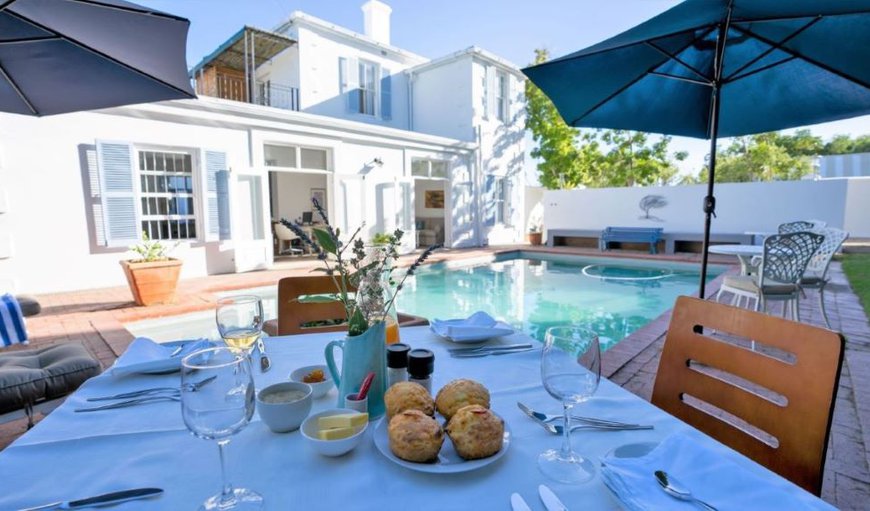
0, 0, 195, 116
523, 0, 870, 297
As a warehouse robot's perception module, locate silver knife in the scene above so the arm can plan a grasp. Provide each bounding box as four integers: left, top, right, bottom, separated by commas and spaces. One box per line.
510, 493, 533, 511
257, 336, 271, 373
19, 488, 163, 511
539, 484, 568, 511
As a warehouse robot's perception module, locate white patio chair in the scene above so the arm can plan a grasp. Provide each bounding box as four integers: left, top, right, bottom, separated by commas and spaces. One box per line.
273, 222, 302, 255
778, 220, 815, 234
716, 231, 824, 321
800, 227, 849, 329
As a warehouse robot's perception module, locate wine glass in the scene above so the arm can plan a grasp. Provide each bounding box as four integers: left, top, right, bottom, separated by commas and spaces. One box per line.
539, 326, 601, 483
216, 295, 263, 352
181, 347, 263, 510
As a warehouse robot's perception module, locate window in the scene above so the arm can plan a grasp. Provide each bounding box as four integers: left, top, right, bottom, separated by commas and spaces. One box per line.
496, 71, 508, 122
358, 60, 377, 115
138, 150, 197, 240
411, 158, 449, 179
482, 66, 489, 119
264, 144, 329, 171
494, 177, 506, 223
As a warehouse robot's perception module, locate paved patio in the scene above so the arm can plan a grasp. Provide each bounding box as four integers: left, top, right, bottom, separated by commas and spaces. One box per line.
1, 246, 868, 509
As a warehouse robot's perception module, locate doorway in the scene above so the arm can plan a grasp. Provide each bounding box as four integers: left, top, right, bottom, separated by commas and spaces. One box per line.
268, 170, 329, 257
414, 179, 447, 248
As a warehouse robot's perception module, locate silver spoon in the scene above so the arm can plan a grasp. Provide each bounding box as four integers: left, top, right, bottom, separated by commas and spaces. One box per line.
531, 415, 653, 434
655, 470, 718, 511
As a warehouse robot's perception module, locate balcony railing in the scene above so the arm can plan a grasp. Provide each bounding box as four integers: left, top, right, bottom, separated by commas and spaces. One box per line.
256, 81, 300, 111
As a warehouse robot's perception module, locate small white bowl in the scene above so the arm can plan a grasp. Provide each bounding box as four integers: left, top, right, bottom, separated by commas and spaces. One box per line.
290, 364, 334, 399
301, 408, 368, 457
256, 382, 312, 433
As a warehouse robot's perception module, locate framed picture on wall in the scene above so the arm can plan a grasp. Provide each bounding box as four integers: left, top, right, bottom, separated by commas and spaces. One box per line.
425, 190, 445, 209
310, 188, 327, 211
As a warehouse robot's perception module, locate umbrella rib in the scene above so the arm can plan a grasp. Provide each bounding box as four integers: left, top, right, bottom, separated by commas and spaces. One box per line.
568, 27, 715, 125
0, 35, 61, 45
0, 61, 37, 115
727, 55, 797, 83
722, 17, 821, 83
646, 36, 715, 83
730, 24, 870, 90
5, 9, 195, 100
648, 72, 712, 87
65, 0, 190, 23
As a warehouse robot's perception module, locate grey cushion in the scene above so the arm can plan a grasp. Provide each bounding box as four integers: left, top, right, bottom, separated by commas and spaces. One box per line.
0, 343, 101, 413
15, 295, 41, 317
722, 275, 799, 295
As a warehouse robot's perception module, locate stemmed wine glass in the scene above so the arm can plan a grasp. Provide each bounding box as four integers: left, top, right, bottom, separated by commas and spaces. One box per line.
181, 347, 263, 510
539, 326, 601, 483
216, 296, 264, 353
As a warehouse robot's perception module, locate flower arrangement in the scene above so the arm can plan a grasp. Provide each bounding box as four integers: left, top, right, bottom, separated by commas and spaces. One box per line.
281, 199, 439, 336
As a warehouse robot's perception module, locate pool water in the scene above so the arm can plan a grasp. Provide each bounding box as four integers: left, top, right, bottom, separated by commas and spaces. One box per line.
126, 253, 721, 351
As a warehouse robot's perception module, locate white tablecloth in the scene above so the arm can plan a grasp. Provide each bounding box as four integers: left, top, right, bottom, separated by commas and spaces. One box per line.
0, 327, 831, 510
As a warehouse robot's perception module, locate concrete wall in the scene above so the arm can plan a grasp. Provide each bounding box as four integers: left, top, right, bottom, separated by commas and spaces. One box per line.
543, 178, 870, 238
819, 152, 870, 178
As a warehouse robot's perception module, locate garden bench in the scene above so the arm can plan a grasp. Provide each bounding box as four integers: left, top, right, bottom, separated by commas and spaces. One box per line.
599, 227, 663, 254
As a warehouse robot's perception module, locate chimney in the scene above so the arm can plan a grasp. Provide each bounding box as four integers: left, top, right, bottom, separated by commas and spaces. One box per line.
361, 0, 392, 45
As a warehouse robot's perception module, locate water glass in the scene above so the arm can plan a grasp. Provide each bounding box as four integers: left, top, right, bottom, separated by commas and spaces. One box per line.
216, 295, 263, 352
539, 326, 601, 484
181, 347, 263, 510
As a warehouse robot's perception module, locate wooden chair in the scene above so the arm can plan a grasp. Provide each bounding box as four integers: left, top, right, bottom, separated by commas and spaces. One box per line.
651, 296, 844, 495
263, 275, 428, 336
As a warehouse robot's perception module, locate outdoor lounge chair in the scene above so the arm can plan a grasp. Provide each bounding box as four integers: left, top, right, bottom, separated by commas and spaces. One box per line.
652, 296, 844, 495
715, 231, 823, 321
778, 220, 815, 234
263, 275, 428, 336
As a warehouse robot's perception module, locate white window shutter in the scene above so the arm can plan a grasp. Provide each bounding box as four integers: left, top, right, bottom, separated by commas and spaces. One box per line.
485, 66, 496, 119
203, 150, 230, 241
338, 57, 348, 94
347, 57, 360, 113
483, 175, 496, 227
96, 140, 139, 247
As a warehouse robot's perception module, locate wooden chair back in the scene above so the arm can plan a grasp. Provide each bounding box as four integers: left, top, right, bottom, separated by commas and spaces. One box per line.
271, 275, 430, 336
275, 275, 357, 336
651, 296, 844, 495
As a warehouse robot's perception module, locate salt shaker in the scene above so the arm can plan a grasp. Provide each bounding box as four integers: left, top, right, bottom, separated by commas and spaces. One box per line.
387, 343, 410, 388
407, 349, 435, 393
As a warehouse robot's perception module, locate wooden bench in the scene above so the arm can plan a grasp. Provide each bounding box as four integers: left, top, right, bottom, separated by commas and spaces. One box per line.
600, 227, 663, 254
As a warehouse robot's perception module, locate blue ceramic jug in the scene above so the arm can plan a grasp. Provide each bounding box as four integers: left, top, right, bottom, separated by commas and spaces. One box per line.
324, 321, 386, 419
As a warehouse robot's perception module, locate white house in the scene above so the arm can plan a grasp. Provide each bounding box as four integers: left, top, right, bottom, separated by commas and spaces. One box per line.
0, 1, 526, 294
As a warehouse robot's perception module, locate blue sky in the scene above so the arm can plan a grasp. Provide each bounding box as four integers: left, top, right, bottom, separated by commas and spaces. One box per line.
139, 0, 868, 179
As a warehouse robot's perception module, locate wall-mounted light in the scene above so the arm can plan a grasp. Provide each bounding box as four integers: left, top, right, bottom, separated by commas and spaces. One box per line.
366, 157, 384, 167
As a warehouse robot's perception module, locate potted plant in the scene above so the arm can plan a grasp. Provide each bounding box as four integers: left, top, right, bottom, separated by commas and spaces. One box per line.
120, 233, 182, 306
527, 225, 543, 246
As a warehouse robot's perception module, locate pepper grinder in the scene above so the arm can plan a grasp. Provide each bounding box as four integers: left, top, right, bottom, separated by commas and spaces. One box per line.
407, 349, 435, 394
386, 343, 410, 388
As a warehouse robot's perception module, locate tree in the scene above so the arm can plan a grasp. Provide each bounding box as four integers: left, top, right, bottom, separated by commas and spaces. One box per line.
696, 134, 813, 183
525, 49, 685, 189
823, 134, 870, 155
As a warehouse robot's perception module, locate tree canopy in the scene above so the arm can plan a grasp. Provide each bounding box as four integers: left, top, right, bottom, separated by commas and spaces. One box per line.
525, 49, 685, 190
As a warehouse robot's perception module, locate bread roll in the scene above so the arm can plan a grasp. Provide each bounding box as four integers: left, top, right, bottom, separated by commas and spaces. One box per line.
388, 410, 444, 463
445, 405, 504, 460
435, 379, 490, 420
385, 381, 435, 419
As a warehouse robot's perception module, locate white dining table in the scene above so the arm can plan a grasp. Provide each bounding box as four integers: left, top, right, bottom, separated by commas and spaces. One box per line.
708, 244, 763, 276
0, 327, 831, 510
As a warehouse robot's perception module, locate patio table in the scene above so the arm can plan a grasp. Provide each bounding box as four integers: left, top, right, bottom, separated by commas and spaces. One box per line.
0, 327, 831, 510
708, 244, 763, 276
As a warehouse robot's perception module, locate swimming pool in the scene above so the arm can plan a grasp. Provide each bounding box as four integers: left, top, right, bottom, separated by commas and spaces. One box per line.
125, 252, 722, 351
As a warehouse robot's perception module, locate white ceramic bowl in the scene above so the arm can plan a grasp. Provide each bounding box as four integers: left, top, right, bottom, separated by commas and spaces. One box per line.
256, 382, 312, 433
301, 408, 368, 457
290, 364, 334, 399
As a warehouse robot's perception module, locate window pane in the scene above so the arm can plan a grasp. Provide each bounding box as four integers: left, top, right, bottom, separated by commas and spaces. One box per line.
431, 161, 448, 178
411, 159, 428, 177
300, 148, 328, 170
264, 144, 296, 167
137, 149, 197, 240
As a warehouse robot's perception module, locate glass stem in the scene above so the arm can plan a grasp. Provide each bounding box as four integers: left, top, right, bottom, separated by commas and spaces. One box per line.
217, 439, 235, 504
560, 402, 573, 459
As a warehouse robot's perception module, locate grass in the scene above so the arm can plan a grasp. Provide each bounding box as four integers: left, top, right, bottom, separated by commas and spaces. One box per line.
842, 254, 870, 316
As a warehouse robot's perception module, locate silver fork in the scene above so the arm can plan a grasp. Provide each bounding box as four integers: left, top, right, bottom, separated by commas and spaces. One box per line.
450, 347, 535, 358
75, 395, 180, 412
517, 401, 650, 428
447, 343, 532, 353
86, 375, 217, 401
530, 414, 654, 434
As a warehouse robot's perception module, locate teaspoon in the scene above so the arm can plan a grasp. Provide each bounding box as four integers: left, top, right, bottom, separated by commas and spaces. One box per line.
654, 470, 718, 511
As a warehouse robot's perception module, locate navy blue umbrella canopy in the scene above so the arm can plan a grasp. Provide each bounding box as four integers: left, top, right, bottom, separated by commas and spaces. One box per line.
0, 0, 196, 116
523, 0, 870, 296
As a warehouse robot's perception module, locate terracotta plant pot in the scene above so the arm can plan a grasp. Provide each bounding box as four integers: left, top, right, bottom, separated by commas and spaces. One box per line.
120, 258, 182, 306
527, 232, 543, 246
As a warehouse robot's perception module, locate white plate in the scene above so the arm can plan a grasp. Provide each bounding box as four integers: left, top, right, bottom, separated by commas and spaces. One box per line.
373, 414, 511, 473
111, 339, 212, 376
429, 321, 515, 343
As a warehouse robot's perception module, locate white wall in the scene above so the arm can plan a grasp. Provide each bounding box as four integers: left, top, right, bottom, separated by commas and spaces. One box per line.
269, 172, 328, 223
412, 58, 475, 141
819, 152, 870, 178
291, 24, 413, 130
544, 178, 870, 237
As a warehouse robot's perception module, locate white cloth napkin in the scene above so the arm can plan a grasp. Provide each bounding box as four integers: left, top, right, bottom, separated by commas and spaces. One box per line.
111, 337, 213, 376
600, 433, 835, 511
429, 311, 514, 342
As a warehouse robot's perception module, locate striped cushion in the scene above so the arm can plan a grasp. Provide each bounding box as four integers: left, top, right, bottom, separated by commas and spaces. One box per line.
0, 294, 27, 347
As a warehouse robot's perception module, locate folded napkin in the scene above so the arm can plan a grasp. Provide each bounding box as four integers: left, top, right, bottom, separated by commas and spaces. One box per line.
430, 311, 514, 342
111, 337, 214, 376
600, 433, 834, 511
